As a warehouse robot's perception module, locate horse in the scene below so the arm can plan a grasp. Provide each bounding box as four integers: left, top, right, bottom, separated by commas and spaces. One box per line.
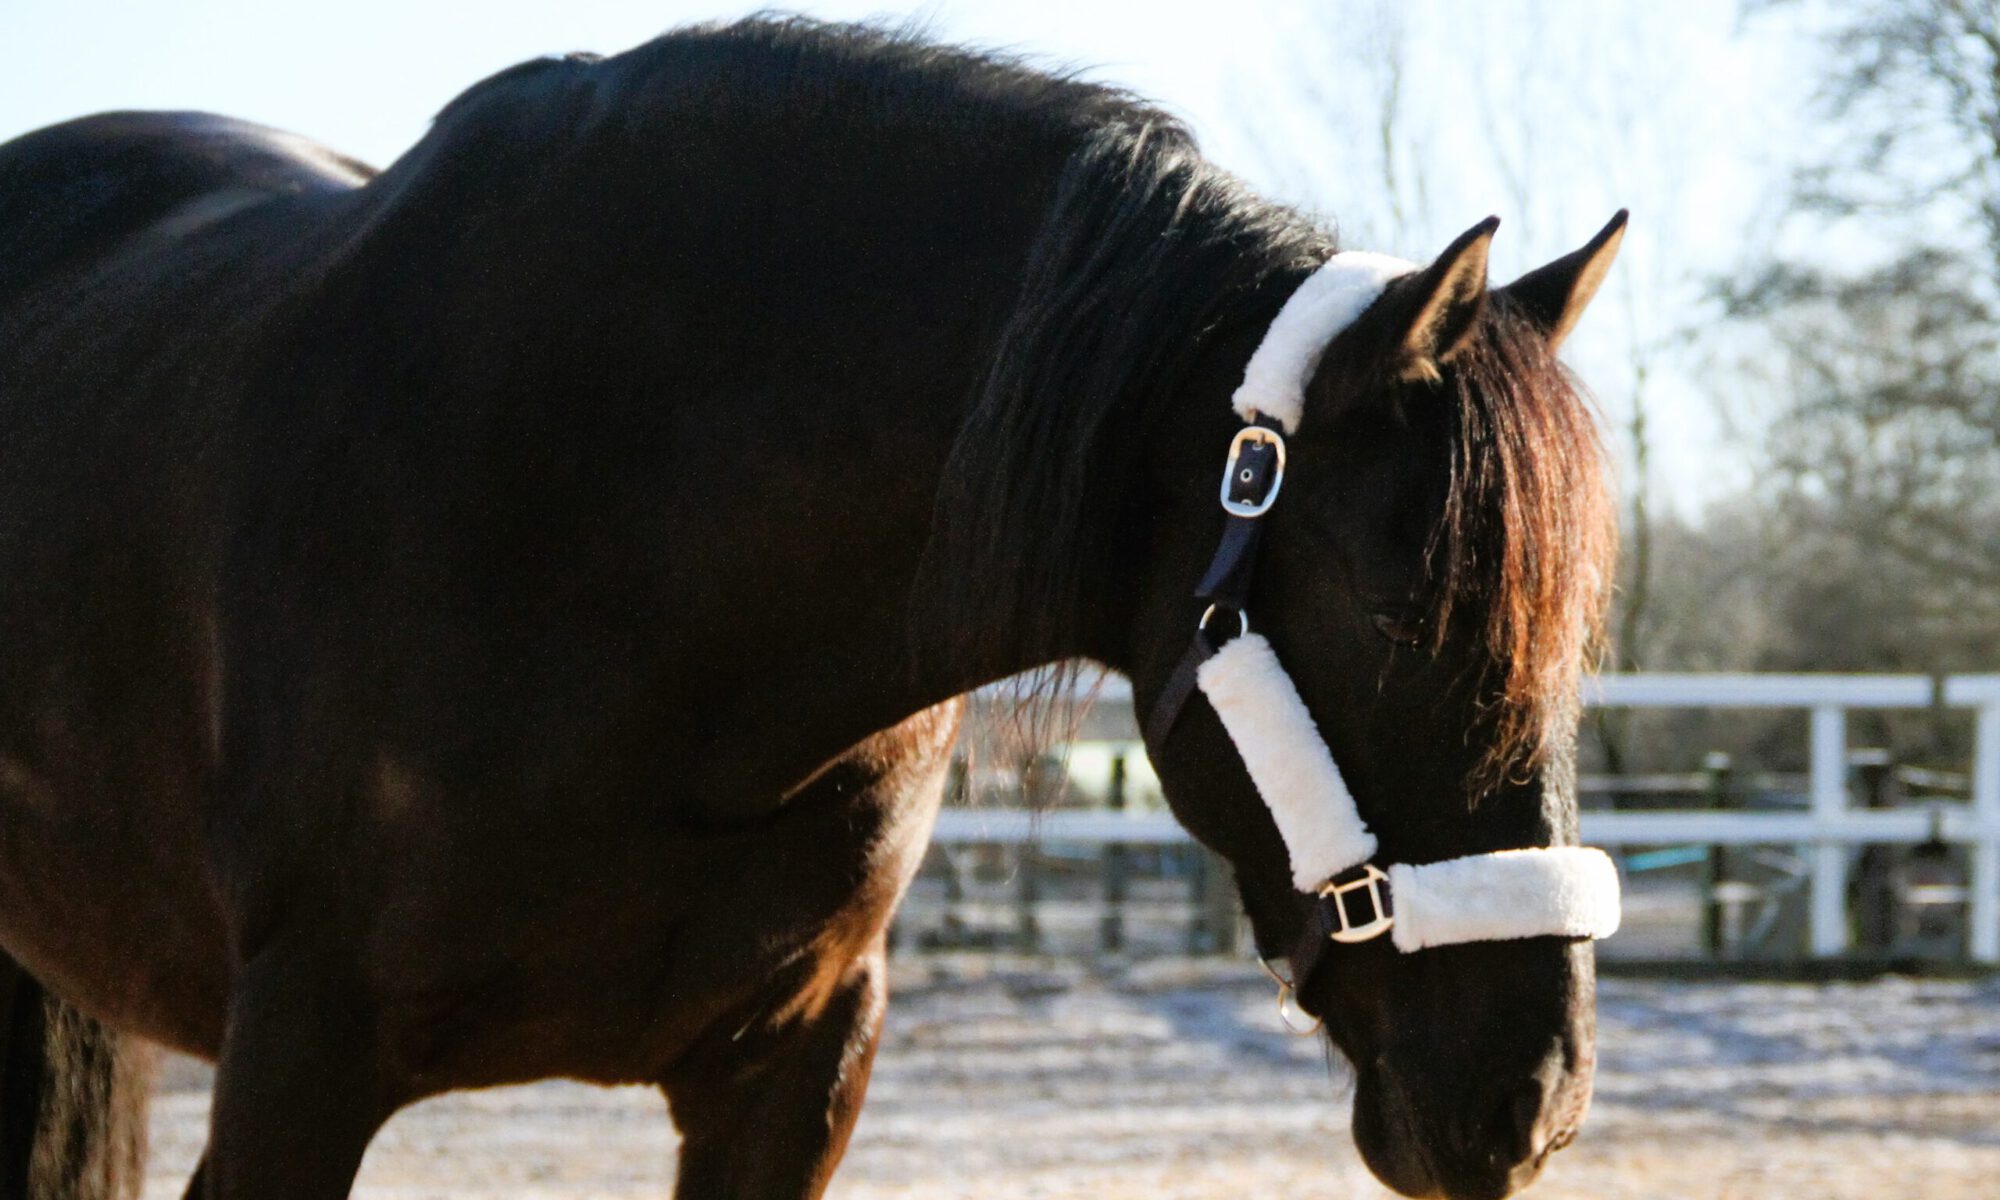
0, 17, 1623, 1200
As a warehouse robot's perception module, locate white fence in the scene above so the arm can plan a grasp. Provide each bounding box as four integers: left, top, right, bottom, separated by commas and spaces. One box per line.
938, 672, 2000, 964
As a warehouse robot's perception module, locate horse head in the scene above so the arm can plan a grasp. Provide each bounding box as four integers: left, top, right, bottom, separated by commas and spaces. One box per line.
1132, 213, 1627, 1200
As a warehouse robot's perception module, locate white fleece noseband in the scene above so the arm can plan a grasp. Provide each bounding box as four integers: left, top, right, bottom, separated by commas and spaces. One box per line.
1192, 253, 1621, 953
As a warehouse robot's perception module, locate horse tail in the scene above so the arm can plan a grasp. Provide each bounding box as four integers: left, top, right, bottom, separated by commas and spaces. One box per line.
1, 959, 151, 1200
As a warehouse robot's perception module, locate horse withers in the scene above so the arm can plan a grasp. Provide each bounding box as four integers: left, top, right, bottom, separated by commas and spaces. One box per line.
0, 19, 1621, 1200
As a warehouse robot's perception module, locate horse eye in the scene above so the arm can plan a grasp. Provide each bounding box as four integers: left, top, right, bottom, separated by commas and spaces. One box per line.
1370, 608, 1427, 646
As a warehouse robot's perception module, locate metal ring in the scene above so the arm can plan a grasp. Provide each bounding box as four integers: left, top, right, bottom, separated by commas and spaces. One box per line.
1198, 604, 1248, 639
1275, 981, 1322, 1036
1260, 958, 1321, 1035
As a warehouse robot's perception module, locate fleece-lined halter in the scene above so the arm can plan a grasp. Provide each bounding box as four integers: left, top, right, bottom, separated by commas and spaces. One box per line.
1145, 252, 1621, 984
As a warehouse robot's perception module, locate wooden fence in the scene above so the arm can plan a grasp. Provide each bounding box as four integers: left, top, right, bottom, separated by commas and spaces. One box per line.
902, 673, 2000, 964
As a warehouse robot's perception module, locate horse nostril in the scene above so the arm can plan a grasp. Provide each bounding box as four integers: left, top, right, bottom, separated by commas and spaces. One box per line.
1499, 1081, 1546, 1163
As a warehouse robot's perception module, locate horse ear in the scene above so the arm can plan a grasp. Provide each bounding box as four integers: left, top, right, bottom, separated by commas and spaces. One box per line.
1366, 217, 1498, 383
1500, 210, 1628, 351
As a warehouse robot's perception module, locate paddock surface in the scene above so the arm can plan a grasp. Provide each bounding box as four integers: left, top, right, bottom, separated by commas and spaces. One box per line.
141, 961, 1999, 1198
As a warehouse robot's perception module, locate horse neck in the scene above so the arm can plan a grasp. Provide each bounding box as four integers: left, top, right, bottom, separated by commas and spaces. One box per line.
664, 213, 1307, 802
569, 149, 1141, 805
396, 89, 1301, 809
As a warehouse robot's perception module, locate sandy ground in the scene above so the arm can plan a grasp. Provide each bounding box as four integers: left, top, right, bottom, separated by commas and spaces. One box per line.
139, 962, 2000, 1199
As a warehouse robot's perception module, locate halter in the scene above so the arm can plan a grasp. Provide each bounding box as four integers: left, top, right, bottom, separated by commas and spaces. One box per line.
1145, 252, 1621, 1022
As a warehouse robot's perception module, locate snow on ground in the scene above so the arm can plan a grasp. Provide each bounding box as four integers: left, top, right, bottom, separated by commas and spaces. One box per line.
141, 961, 2000, 1199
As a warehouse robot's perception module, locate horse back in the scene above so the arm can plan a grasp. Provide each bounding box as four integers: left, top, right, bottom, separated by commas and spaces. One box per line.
0, 111, 370, 298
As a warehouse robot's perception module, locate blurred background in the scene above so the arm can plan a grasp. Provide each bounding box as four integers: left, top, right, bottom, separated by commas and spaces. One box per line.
8, 0, 1999, 1196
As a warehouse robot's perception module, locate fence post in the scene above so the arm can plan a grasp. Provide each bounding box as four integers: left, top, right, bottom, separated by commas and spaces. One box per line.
1808, 704, 1851, 958
1100, 753, 1128, 955
1971, 699, 2000, 965
940, 760, 969, 945
1184, 847, 1207, 954
1848, 749, 1898, 954
1700, 752, 1732, 957
1014, 753, 1054, 954
1203, 851, 1241, 956
1014, 847, 1042, 954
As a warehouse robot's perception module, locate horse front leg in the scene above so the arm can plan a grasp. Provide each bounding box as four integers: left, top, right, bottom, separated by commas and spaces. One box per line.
198, 934, 399, 1200
661, 944, 888, 1200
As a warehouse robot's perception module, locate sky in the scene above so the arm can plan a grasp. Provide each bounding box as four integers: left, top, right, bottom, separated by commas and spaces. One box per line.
0, 0, 1819, 516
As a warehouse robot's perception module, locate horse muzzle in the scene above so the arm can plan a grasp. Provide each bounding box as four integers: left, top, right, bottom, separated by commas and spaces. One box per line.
1351, 1041, 1590, 1200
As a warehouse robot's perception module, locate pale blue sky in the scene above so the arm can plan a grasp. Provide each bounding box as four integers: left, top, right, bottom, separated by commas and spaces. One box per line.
0, 1, 1294, 180
2, 0, 1815, 515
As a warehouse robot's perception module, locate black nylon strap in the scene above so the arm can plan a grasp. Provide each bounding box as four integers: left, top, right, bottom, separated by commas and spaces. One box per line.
1141, 417, 1416, 993
1193, 517, 1262, 602
1292, 904, 1336, 1014
1146, 415, 1327, 975
1143, 630, 1218, 749
1142, 417, 1285, 747
1291, 866, 1397, 1011
1195, 436, 1279, 606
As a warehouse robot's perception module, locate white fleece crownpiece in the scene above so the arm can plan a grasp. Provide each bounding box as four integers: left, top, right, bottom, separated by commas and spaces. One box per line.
1231, 251, 1419, 432
1387, 847, 1623, 952
1196, 633, 1377, 890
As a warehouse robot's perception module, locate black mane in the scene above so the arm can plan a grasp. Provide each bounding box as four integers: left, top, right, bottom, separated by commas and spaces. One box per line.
893, 69, 1332, 674
418, 16, 1336, 682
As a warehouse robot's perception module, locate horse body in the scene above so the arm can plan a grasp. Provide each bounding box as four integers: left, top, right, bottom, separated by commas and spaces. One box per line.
1, 80, 986, 1191
0, 59, 1006, 1193
0, 111, 370, 1055
0, 57, 1006, 1062
0, 20, 1623, 1200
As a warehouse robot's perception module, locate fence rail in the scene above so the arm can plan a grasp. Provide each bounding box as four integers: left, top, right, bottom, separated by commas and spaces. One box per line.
942, 671, 2000, 964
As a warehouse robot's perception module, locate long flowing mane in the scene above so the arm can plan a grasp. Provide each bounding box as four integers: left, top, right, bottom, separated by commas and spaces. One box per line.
918, 116, 1334, 671
1435, 299, 1618, 786
609, 19, 1616, 781
905, 56, 1614, 779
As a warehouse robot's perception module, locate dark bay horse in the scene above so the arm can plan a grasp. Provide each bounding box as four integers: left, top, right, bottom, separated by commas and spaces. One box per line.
0, 18, 1622, 1200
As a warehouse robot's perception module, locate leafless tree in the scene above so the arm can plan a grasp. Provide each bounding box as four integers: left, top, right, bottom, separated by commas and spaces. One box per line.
1725, 0, 2000, 671
1239, 0, 1724, 769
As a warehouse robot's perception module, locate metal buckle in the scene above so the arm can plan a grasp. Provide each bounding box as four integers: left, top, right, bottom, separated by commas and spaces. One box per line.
1218, 425, 1287, 518
1319, 863, 1394, 944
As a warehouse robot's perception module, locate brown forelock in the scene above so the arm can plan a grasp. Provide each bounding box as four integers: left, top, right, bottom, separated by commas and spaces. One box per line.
1427, 294, 1618, 792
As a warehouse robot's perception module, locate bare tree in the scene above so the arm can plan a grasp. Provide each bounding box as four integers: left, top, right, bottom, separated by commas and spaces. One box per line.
1238, 0, 1729, 768
1726, 0, 2000, 661
1767, 0, 2000, 271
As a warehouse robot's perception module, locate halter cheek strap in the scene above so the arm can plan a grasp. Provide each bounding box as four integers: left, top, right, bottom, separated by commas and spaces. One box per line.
1147, 251, 1623, 969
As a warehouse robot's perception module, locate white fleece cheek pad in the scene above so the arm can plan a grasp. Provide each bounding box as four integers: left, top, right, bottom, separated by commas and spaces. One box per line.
1388, 847, 1623, 952
1230, 250, 1419, 433
1193, 635, 1624, 948
1195, 633, 1377, 891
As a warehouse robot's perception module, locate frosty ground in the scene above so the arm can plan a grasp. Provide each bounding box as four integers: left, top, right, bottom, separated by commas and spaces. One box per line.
141, 962, 2000, 1199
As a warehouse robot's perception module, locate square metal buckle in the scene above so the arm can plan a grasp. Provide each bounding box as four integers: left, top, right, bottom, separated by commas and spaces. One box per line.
1318, 863, 1394, 944
1219, 425, 1288, 518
